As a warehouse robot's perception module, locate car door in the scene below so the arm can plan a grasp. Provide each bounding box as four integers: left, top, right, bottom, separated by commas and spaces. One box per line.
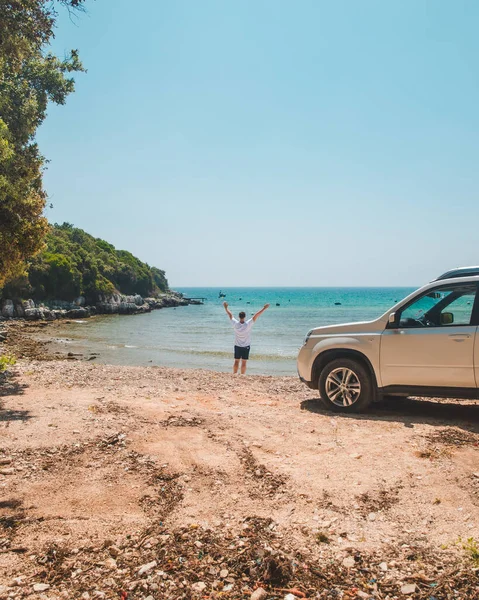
380, 282, 478, 389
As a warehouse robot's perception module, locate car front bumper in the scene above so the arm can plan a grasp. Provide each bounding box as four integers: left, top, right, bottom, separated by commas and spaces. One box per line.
298, 374, 315, 389
297, 344, 314, 386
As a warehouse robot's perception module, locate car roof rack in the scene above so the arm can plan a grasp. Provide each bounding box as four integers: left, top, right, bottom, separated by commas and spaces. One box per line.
434, 266, 479, 281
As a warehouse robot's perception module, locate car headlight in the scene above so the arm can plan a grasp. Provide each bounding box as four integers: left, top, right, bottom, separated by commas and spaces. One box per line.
304, 329, 313, 344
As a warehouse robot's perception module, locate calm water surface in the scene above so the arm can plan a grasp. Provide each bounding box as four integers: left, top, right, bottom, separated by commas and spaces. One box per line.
51, 287, 416, 375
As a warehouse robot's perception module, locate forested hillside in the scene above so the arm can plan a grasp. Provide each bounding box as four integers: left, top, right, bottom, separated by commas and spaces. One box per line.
2, 223, 168, 303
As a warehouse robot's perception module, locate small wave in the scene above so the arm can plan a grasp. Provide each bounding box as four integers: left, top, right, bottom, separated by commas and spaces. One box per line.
106, 345, 119, 349
71, 320, 87, 324
124, 344, 138, 348
168, 348, 295, 361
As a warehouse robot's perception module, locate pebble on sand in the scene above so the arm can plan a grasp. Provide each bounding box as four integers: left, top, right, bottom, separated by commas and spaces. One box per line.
137, 560, 157, 575
400, 583, 417, 594
250, 588, 268, 600
192, 581, 207, 592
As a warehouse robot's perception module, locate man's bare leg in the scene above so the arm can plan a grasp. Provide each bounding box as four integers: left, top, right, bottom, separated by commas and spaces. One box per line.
241, 359, 247, 375
233, 359, 240, 374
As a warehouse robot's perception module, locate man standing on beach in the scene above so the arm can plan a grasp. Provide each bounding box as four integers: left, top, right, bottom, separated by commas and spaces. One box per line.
223, 301, 270, 374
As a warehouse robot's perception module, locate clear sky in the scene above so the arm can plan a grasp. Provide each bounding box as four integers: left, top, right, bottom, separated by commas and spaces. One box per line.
38, 0, 479, 287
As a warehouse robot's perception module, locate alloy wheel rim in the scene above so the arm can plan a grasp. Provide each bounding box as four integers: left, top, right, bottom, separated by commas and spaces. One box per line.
325, 367, 361, 407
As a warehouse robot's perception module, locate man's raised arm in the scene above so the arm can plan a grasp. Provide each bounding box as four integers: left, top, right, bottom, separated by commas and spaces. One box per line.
223, 301, 233, 320
253, 303, 270, 322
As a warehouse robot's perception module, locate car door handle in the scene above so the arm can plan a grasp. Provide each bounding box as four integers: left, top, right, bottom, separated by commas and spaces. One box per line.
448, 333, 471, 340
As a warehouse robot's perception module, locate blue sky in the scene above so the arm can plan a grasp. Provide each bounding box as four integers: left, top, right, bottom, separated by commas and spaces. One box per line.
39, 0, 479, 287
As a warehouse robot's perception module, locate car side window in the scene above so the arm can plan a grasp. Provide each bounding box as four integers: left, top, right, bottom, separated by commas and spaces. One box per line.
398, 284, 477, 329
440, 292, 476, 325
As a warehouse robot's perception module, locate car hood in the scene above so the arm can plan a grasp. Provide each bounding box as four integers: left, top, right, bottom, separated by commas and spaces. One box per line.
310, 318, 386, 336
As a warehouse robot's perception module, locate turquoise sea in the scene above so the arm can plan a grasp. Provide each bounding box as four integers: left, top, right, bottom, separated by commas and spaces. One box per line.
51, 287, 416, 376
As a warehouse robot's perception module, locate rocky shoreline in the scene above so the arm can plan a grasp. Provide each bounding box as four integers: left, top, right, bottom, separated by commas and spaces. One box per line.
0, 291, 194, 322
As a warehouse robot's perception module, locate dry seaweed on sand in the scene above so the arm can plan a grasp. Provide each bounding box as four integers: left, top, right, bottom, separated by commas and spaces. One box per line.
5, 517, 477, 599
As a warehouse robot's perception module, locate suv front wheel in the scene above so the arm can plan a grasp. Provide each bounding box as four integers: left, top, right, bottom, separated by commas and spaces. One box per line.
318, 358, 375, 413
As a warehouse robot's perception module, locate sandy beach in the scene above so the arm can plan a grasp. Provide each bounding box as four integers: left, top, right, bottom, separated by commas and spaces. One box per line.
1, 324, 479, 599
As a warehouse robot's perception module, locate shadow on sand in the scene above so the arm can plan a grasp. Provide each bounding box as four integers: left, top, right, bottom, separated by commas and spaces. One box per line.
0, 371, 31, 422
0, 499, 23, 510
300, 395, 479, 435
0, 499, 26, 533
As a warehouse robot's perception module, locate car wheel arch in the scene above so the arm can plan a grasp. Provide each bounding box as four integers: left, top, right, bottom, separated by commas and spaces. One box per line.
312, 349, 378, 391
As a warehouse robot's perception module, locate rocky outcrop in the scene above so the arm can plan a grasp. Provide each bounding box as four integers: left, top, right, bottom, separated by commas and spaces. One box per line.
0, 291, 191, 321
144, 292, 189, 309
1, 300, 14, 318
24, 307, 55, 321
96, 294, 149, 315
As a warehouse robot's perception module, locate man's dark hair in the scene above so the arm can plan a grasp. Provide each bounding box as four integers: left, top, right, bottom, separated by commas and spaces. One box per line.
239, 311, 246, 319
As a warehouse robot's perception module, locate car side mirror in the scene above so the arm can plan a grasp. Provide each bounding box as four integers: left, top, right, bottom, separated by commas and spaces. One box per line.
388, 312, 397, 326
441, 312, 454, 325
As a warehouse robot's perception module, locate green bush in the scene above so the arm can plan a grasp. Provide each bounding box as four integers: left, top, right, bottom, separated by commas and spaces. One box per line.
461, 537, 479, 565
0, 354, 16, 372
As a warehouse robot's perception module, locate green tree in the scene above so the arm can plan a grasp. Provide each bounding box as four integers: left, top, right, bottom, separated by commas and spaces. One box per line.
29, 251, 81, 300
151, 267, 168, 293
0, 0, 85, 287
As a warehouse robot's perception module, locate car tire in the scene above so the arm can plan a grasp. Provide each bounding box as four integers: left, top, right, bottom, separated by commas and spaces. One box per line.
318, 358, 375, 413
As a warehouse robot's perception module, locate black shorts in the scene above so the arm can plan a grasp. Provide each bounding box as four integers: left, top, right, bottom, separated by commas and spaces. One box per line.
234, 345, 250, 360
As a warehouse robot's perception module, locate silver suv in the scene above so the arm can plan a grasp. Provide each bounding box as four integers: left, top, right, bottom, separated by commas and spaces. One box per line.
297, 267, 479, 412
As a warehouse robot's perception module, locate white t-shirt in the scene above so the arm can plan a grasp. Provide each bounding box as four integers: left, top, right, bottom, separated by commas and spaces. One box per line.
231, 317, 254, 347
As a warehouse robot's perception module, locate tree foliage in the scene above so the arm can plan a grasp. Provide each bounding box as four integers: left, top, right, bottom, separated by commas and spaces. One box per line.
3, 223, 169, 302
0, 0, 85, 287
